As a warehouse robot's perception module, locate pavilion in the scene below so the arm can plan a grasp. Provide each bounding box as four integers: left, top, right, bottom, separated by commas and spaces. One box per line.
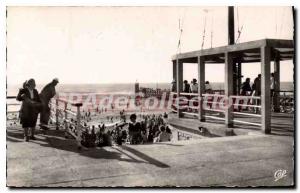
171, 38, 294, 134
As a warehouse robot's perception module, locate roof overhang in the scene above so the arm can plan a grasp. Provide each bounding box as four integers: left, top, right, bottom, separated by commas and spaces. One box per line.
172, 39, 294, 64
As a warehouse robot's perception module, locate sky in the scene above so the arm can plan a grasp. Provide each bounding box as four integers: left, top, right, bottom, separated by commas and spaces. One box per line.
6, 6, 294, 85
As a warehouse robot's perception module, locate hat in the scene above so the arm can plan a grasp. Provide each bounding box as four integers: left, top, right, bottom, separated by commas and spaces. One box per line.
53, 78, 59, 83
27, 78, 36, 85
192, 78, 197, 83
171, 79, 176, 83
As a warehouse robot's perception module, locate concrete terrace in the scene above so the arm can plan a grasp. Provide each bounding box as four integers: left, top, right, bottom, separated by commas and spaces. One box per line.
6, 113, 294, 187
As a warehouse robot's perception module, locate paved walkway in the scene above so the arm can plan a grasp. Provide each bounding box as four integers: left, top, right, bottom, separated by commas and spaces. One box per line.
7, 119, 294, 187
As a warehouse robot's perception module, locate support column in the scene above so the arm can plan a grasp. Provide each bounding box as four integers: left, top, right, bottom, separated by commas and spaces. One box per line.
172, 60, 177, 83
176, 59, 183, 118
237, 61, 242, 95
198, 56, 205, 121
261, 46, 271, 134
228, 6, 235, 45
233, 62, 237, 95
274, 56, 280, 112
225, 52, 233, 127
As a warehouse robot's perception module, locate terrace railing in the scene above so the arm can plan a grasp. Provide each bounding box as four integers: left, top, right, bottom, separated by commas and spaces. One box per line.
6, 96, 20, 121
170, 90, 294, 128
171, 89, 294, 128
50, 97, 84, 149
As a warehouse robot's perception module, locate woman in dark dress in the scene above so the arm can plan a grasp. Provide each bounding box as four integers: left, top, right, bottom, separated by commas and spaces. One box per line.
16, 79, 42, 141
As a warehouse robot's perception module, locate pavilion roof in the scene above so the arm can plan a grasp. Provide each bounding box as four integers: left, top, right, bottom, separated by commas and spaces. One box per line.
172, 39, 294, 64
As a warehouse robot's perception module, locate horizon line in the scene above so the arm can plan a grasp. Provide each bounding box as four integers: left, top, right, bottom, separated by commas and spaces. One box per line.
7, 81, 294, 86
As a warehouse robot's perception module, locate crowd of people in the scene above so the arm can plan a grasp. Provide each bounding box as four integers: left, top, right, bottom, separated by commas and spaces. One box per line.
127, 113, 172, 144
240, 73, 276, 97
81, 109, 126, 123
170, 73, 277, 114
171, 78, 212, 93
171, 73, 276, 97
80, 112, 172, 147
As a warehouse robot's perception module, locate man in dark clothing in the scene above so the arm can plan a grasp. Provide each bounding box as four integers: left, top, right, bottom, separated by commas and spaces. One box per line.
240, 78, 252, 96
252, 74, 261, 96
39, 78, 59, 129
252, 74, 261, 113
183, 80, 190, 93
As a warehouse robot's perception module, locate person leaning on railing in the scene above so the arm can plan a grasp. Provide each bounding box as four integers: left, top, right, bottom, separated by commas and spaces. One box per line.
39, 78, 59, 130
16, 79, 42, 142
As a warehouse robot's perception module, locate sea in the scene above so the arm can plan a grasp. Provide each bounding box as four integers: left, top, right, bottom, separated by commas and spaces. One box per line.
7, 82, 294, 96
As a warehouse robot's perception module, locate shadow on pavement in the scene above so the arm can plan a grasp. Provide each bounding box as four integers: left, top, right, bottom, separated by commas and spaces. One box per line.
7, 127, 145, 164
119, 145, 170, 168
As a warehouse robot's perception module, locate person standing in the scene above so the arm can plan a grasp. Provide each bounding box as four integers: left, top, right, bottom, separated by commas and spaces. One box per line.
190, 78, 198, 93
270, 73, 275, 97
252, 74, 261, 113
183, 80, 190, 93
157, 125, 172, 142
17, 79, 42, 141
239, 78, 252, 111
128, 114, 142, 144
252, 74, 261, 96
39, 78, 59, 129
240, 78, 252, 96
205, 81, 213, 93
171, 79, 176, 92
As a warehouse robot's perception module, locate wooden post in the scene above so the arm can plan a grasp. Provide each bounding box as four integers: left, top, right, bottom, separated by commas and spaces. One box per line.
173, 60, 177, 82
233, 62, 237, 95
176, 59, 183, 118
55, 98, 59, 130
274, 56, 280, 112
261, 46, 271, 134
237, 61, 242, 95
198, 56, 205, 121
64, 102, 68, 138
76, 104, 83, 149
225, 52, 233, 127
228, 6, 235, 45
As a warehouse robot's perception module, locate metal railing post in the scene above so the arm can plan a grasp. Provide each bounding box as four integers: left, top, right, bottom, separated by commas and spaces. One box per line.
55, 98, 59, 130
64, 102, 68, 138
76, 104, 83, 149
